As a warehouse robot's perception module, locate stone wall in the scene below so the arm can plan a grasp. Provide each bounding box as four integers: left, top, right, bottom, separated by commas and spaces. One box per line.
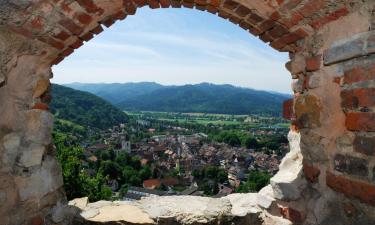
0, 0, 375, 225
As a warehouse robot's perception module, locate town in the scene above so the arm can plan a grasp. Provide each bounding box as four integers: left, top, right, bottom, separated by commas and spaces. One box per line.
66, 112, 290, 201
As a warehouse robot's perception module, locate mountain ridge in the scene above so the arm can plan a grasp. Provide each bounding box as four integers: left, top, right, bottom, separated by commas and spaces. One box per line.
64, 82, 291, 116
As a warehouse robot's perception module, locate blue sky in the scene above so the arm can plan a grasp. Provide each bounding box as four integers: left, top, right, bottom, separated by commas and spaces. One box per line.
52, 7, 291, 93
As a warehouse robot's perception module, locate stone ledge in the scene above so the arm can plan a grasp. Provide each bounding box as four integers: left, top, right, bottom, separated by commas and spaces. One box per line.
70, 194, 292, 225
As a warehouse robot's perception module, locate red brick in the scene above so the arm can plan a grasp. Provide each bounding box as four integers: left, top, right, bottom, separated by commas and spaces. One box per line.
218, 10, 230, 19
58, 18, 83, 35
148, 0, 160, 8
81, 32, 94, 41
279, 28, 308, 44
70, 39, 83, 49
306, 55, 321, 72
326, 171, 375, 206
223, 0, 238, 10
182, 1, 194, 8
77, 13, 92, 25
61, 47, 74, 57
51, 56, 64, 65
346, 112, 375, 132
54, 30, 70, 41
267, 24, 289, 39
235, 5, 251, 17
259, 32, 274, 43
353, 135, 375, 156
76, 0, 100, 13
31, 216, 44, 225
209, 0, 220, 7
229, 16, 241, 25
259, 19, 276, 32
207, 5, 218, 14
270, 11, 281, 21
160, 0, 171, 8
91, 25, 104, 35
298, 0, 326, 18
31, 16, 44, 30
7, 25, 33, 38
101, 18, 115, 28
247, 12, 264, 24
341, 88, 375, 109
38, 37, 65, 50
123, 0, 137, 15
134, 0, 147, 7
279, 205, 304, 223
283, 98, 294, 120
195, 0, 208, 6
343, 64, 375, 84
310, 7, 349, 29
270, 39, 287, 50
281, 0, 302, 11
303, 160, 320, 183
32, 103, 49, 111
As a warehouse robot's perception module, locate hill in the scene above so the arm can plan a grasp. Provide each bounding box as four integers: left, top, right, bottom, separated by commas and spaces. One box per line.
64, 82, 290, 116
50, 84, 129, 129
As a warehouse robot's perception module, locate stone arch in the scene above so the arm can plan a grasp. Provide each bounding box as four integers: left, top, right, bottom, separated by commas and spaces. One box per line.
0, 0, 375, 225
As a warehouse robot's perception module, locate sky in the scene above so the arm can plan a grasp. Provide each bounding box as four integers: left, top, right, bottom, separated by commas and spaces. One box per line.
52, 7, 291, 94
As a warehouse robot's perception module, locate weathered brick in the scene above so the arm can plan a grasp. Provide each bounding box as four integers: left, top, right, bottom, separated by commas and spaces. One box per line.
283, 98, 294, 120
247, 12, 264, 24
341, 88, 375, 109
53, 30, 70, 41
326, 171, 375, 206
91, 25, 104, 35
343, 64, 375, 84
259, 19, 276, 32
30, 16, 44, 30
31, 216, 44, 225
76, 0, 100, 13
32, 103, 49, 111
38, 37, 65, 50
310, 7, 349, 29
303, 160, 320, 183
281, 12, 304, 28
298, 0, 325, 18
160, 0, 171, 8
228, 16, 241, 25
81, 32, 94, 41
334, 154, 368, 177
346, 112, 375, 132
58, 18, 83, 35
101, 18, 115, 28
123, 0, 137, 15
281, 0, 302, 11
76, 12, 92, 25
295, 94, 322, 128
235, 5, 251, 17
223, 0, 238, 10
279, 205, 304, 223
353, 135, 375, 156
70, 39, 83, 49
267, 24, 289, 39
61, 47, 74, 57
51, 56, 64, 65
148, 0, 160, 8
279, 28, 308, 45
134, 0, 147, 7
306, 55, 321, 72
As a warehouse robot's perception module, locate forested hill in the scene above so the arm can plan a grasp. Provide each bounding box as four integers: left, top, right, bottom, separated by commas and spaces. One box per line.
65, 82, 290, 116
51, 84, 129, 129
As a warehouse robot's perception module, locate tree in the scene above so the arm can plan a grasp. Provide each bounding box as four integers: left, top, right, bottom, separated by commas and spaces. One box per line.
243, 136, 259, 149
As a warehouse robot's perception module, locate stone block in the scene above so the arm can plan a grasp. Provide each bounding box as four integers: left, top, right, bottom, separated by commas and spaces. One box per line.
334, 154, 368, 178
324, 37, 365, 65
283, 98, 294, 120
278, 205, 304, 224
32, 78, 50, 99
353, 135, 375, 156
25, 110, 53, 144
17, 145, 45, 167
1, 133, 21, 170
295, 94, 322, 128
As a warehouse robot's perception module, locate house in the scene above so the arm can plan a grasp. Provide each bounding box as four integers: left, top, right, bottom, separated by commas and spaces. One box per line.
123, 186, 168, 201
143, 178, 179, 189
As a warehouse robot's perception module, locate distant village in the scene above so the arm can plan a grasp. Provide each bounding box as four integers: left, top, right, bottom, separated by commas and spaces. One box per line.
80, 115, 289, 200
